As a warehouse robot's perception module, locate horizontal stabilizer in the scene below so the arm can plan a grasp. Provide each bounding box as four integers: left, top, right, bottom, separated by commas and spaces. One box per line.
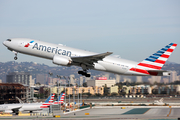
147, 70, 171, 76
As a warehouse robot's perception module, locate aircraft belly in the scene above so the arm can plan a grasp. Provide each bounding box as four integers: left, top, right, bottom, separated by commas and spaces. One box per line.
98, 61, 127, 74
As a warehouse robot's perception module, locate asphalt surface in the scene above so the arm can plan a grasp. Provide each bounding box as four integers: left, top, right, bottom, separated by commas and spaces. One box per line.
1, 106, 180, 119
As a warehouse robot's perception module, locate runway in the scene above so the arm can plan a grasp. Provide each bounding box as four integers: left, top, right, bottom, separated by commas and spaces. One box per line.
0, 106, 180, 119
60, 106, 180, 119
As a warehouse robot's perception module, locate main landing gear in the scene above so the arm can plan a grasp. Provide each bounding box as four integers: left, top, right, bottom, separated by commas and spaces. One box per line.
13, 51, 18, 60
78, 70, 91, 77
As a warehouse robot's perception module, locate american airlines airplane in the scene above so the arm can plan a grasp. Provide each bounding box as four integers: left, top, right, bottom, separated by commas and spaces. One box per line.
0, 93, 55, 115
3, 38, 177, 77
19, 93, 55, 113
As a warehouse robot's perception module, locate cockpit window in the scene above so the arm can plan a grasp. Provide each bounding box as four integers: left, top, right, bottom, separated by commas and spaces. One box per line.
7, 39, 11, 42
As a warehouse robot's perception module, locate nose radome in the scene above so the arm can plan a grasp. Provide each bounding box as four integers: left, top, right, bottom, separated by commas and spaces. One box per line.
2, 41, 6, 46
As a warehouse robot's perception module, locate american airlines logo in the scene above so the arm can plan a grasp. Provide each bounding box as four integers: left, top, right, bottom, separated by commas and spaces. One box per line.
24, 41, 34, 47
32, 43, 71, 57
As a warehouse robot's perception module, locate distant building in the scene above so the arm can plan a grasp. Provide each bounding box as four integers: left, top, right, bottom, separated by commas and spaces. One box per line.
70, 74, 75, 85
170, 71, 177, 83
36, 74, 48, 85
123, 78, 131, 83
29, 78, 35, 87
109, 85, 118, 94
50, 86, 104, 95
6, 72, 32, 86
115, 74, 121, 83
0, 83, 30, 104
136, 76, 142, 83
162, 78, 169, 84
87, 77, 116, 87
79, 76, 84, 86
122, 85, 152, 95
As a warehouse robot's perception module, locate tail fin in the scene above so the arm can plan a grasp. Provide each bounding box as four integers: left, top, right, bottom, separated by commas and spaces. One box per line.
40, 93, 55, 108
130, 43, 177, 75
44, 93, 55, 103
137, 43, 177, 70
53, 93, 65, 105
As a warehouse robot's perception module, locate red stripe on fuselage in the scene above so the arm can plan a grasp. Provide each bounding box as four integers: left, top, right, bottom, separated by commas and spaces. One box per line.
138, 63, 161, 70
130, 68, 149, 75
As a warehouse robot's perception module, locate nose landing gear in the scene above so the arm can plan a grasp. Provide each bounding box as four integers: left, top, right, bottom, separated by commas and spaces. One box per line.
13, 51, 18, 60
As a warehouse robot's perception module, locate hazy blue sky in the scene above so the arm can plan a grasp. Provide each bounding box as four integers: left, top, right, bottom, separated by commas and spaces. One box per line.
0, 0, 180, 66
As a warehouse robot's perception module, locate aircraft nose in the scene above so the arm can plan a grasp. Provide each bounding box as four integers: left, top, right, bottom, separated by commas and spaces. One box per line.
2, 41, 6, 46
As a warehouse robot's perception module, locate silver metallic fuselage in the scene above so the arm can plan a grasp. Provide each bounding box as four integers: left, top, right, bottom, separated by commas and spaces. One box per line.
3, 38, 142, 76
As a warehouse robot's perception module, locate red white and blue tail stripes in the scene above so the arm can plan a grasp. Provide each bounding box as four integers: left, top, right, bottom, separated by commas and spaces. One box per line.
53, 93, 65, 105
130, 43, 177, 75
40, 93, 55, 108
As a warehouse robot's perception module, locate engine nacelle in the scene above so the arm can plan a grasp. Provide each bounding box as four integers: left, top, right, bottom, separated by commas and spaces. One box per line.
53, 55, 72, 66
4, 110, 13, 113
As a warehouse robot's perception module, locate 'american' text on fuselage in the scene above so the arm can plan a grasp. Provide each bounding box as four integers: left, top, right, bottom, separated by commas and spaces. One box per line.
32, 43, 71, 57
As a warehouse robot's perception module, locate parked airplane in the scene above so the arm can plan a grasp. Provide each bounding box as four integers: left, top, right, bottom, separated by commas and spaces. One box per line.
0, 93, 55, 115
19, 93, 55, 112
53, 93, 65, 105
3, 38, 177, 77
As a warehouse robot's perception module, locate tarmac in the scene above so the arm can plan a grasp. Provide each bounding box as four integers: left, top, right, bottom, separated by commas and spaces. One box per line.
1, 106, 180, 120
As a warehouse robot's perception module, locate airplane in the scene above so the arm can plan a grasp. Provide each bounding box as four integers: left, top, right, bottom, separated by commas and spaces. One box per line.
0, 93, 55, 115
19, 93, 55, 112
3, 38, 177, 77
53, 93, 65, 105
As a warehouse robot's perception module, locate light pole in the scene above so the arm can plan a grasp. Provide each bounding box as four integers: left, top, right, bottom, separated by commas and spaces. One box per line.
80, 79, 82, 104
57, 75, 60, 110
77, 78, 79, 109
73, 77, 75, 111
68, 77, 70, 108
63, 76, 67, 111
48, 72, 53, 114
57, 75, 62, 112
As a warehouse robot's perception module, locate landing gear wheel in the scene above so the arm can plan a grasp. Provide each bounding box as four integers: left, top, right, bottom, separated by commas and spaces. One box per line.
14, 56, 18, 60
13, 51, 18, 60
78, 70, 91, 77
85, 74, 91, 77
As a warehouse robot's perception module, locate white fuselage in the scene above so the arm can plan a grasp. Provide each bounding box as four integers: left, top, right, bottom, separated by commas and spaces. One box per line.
0, 104, 22, 113
3, 38, 146, 76
0, 103, 43, 113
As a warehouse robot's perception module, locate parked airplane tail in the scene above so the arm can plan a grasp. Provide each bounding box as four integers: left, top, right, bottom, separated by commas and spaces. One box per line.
40, 93, 55, 108
53, 93, 65, 105
130, 43, 177, 76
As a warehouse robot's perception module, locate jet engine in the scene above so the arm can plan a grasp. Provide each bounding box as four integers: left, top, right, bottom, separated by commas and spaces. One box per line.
4, 110, 13, 113
53, 55, 72, 66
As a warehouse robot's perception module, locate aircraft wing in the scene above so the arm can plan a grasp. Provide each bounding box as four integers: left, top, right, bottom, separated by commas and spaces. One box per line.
71, 52, 113, 66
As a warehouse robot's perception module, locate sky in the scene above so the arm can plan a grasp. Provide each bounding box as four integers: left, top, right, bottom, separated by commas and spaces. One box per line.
0, 0, 180, 66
